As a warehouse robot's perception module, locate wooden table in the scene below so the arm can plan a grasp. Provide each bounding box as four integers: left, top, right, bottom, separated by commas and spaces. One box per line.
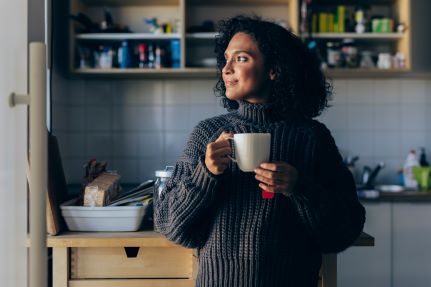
48, 231, 374, 287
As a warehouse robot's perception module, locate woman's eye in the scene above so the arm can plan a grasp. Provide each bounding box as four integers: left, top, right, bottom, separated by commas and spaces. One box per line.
236, 56, 247, 62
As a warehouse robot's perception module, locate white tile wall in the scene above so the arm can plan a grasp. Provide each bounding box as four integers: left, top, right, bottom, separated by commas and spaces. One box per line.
53, 77, 431, 185
319, 79, 431, 185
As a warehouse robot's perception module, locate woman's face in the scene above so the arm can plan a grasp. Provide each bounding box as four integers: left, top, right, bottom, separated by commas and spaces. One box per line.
222, 32, 275, 104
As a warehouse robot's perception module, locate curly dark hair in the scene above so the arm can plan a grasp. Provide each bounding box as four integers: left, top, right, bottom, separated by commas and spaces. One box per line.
214, 15, 331, 119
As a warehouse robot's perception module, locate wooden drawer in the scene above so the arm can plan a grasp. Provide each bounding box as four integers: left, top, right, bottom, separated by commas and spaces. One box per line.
71, 247, 194, 279
69, 279, 195, 287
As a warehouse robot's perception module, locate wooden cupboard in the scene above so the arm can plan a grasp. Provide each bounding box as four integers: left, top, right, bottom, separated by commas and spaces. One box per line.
68, 0, 411, 78
48, 231, 373, 287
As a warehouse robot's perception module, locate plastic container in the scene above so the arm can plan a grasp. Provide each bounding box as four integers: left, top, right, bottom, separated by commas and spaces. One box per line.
60, 198, 146, 232
403, 149, 420, 190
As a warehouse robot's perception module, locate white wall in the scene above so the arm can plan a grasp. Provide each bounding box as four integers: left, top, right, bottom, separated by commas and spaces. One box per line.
52, 76, 431, 185
0, 1, 28, 287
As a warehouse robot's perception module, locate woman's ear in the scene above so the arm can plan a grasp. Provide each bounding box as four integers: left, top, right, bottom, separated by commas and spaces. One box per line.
269, 69, 276, 81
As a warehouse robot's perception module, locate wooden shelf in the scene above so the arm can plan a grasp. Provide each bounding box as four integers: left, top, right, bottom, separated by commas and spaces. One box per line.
186, 33, 217, 39
79, 0, 179, 6
311, 0, 396, 5
76, 33, 181, 40
72, 68, 218, 78
324, 68, 410, 78
187, 0, 290, 5
311, 32, 404, 40
72, 67, 414, 78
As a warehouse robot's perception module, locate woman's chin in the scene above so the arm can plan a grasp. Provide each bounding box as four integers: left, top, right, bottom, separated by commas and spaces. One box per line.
225, 93, 243, 102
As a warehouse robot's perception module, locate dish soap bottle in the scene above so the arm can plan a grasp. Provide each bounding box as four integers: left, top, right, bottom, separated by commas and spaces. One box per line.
403, 149, 419, 190
419, 147, 429, 166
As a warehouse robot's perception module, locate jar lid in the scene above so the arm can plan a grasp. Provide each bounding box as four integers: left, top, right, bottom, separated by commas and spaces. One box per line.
155, 166, 174, 178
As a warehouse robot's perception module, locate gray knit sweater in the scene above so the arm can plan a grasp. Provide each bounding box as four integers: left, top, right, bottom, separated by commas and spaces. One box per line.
154, 100, 365, 287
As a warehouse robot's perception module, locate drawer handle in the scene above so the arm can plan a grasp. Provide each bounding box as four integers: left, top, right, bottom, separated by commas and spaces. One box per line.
124, 247, 140, 258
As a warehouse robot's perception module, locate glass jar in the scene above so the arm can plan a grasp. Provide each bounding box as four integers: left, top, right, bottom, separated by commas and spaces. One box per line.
326, 42, 341, 68
153, 166, 174, 232
360, 51, 375, 68
341, 39, 358, 68
154, 166, 174, 197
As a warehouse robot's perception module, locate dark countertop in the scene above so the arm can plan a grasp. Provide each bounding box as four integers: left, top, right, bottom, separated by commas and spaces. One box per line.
359, 190, 431, 202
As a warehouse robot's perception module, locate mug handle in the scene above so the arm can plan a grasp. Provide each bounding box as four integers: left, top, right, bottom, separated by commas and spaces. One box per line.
226, 137, 237, 163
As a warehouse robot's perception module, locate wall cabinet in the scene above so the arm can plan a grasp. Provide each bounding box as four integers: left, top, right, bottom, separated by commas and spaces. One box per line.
69, 0, 410, 77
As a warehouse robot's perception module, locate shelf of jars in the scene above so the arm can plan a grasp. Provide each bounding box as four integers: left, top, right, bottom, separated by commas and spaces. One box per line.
72, 67, 218, 78
299, 0, 411, 73
310, 32, 404, 40
68, 0, 411, 77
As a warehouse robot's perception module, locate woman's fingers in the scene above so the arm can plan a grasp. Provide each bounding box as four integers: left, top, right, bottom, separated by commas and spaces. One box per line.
204, 131, 234, 175
210, 147, 232, 159
254, 173, 288, 186
215, 131, 234, 142
259, 162, 290, 172
254, 161, 299, 196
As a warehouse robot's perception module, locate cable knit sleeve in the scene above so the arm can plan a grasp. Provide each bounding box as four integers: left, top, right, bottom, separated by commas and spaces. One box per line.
154, 121, 221, 249
289, 123, 366, 254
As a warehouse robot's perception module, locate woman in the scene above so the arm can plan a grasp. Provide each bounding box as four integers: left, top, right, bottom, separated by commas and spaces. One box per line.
155, 15, 365, 287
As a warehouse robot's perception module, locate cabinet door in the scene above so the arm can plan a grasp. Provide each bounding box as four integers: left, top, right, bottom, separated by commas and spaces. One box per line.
337, 202, 391, 287
393, 202, 431, 287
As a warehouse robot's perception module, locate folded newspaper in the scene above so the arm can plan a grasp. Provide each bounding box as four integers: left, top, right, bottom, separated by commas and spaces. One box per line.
107, 180, 154, 206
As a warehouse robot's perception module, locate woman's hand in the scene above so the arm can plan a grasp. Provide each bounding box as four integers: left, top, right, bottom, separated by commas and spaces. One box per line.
205, 132, 233, 175
254, 161, 299, 197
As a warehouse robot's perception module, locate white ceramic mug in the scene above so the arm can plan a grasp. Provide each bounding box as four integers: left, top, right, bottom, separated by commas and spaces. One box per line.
229, 133, 271, 172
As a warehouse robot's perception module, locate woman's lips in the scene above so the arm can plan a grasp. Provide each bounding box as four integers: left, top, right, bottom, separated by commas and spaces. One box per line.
224, 80, 238, 87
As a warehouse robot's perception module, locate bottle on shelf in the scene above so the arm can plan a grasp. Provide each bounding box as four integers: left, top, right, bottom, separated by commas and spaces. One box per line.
154, 45, 162, 69
403, 149, 420, 190
138, 43, 147, 68
118, 41, 131, 68
147, 44, 155, 68
419, 147, 430, 167
170, 40, 181, 69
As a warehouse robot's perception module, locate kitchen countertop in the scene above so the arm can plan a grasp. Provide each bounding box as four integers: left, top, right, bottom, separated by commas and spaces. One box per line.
359, 190, 431, 202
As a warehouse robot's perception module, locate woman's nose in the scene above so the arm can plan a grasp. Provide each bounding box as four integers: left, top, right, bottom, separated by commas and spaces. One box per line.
222, 60, 233, 74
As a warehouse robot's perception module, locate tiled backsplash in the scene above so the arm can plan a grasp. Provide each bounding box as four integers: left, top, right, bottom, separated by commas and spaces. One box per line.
53, 74, 431, 185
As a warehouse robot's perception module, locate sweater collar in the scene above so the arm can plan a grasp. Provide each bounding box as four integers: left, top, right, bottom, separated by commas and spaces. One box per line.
236, 100, 283, 125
